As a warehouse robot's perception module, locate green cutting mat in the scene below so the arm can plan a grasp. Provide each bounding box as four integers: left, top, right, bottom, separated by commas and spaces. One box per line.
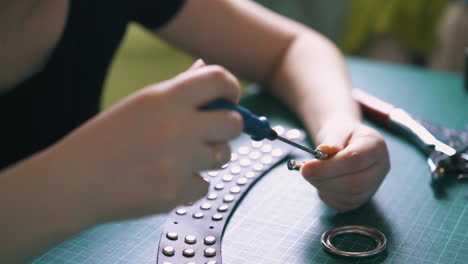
32, 58, 468, 264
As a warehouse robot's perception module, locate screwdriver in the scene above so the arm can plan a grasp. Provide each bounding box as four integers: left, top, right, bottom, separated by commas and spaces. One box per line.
201, 99, 328, 160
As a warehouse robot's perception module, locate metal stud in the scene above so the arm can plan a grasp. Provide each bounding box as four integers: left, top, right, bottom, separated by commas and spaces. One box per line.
193, 212, 204, 219
261, 144, 273, 153
207, 171, 219, 177
261, 156, 273, 164
162, 262, 172, 264
272, 148, 284, 157
204, 247, 217, 257
204, 236, 216, 245
207, 193, 218, 200
249, 151, 261, 160
200, 203, 212, 210
207, 261, 217, 264
223, 195, 235, 203
214, 183, 224, 190
245, 171, 256, 178
217, 205, 229, 212
236, 177, 248, 185
221, 162, 229, 169
182, 248, 195, 257
163, 246, 175, 256
230, 166, 242, 174
230, 186, 241, 194
238, 146, 250, 155
222, 174, 233, 182
176, 209, 187, 215
239, 158, 251, 167
286, 129, 301, 139
166, 232, 178, 240
230, 152, 238, 161
251, 141, 263, 148
186, 262, 196, 264
253, 163, 264, 171
272, 125, 285, 135
212, 214, 223, 221
184, 235, 197, 244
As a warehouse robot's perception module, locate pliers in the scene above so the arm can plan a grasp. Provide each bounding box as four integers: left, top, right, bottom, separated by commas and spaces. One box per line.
352, 89, 468, 182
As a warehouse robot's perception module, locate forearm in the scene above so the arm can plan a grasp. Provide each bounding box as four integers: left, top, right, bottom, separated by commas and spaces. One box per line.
0, 148, 95, 263
268, 32, 361, 143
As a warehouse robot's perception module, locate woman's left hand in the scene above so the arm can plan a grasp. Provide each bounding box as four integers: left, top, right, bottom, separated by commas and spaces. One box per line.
300, 122, 390, 212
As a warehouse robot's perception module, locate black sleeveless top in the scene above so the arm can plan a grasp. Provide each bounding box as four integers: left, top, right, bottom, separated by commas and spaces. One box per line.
0, 0, 185, 170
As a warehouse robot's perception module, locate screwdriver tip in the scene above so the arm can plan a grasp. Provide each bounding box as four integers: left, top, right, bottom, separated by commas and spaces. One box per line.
314, 149, 328, 160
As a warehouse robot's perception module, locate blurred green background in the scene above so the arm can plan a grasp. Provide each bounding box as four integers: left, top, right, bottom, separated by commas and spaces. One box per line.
101, 24, 194, 109
101, 1, 350, 109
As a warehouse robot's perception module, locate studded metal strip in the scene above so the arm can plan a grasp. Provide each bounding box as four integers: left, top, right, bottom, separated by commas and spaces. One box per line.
156, 126, 305, 264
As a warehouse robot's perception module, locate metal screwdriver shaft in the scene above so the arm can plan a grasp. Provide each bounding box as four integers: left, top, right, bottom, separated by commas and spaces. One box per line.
276, 135, 328, 160
201, 99, 329, 160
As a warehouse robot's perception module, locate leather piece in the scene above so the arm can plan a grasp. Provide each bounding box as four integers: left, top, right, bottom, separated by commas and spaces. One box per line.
156, 127, 305, 264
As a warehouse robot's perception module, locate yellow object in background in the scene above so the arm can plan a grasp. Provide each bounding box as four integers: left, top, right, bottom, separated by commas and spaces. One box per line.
341, 0, 449, 57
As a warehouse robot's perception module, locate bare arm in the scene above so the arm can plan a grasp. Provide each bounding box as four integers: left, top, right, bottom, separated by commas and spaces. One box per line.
157, 0, 389, 212
156, 0, 359, 142
0, 148, 94, 264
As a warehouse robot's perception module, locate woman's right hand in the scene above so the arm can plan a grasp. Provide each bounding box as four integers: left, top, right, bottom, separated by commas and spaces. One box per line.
49, 61, 243, 222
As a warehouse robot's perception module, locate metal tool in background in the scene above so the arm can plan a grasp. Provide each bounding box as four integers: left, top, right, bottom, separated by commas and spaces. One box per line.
201, 99, 328, 160
352, 89, 468, 182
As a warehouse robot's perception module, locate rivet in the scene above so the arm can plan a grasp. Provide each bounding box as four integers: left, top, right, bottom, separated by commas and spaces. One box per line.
223, 195, 235, 203
230, 186, 241, 194
200, 203, 212, 210
176, 209, 187, 215
204, 247, 217, 257
239, 158, 251, 167
182, 248, 195, 257
217, 205, 229, 212
193, 212, 204, 219
162, 246, 175, 256
184, 235, 197, 244
204, 236, 216, 245
212, 214, 223, 221
222, 174, 233, 182
286, 129, 301, 139
236, 177, 248, 185
249, 151, 261, 160
166, 232, 178, 240
230, 166, 242, 174
207, 193, 218, 200
238, 146, 250, 155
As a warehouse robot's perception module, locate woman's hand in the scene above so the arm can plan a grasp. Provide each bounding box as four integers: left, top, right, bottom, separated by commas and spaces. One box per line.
300, 122, 390, 212
52, 62, 243, 222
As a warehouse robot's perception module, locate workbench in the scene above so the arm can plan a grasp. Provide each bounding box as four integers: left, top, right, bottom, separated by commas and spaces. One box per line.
32, 58, 468, 264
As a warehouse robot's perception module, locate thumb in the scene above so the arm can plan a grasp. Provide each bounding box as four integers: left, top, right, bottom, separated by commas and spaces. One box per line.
315, 124, 354, 158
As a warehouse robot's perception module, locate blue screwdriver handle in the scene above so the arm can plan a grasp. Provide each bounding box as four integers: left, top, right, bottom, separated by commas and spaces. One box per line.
201, 99, 274, 141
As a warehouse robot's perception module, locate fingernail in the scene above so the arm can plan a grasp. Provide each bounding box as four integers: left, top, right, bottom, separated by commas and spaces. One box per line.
189, 58, 206, 70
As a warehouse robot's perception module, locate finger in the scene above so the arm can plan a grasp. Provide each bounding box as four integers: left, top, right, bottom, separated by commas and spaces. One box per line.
187, 58, 206, 71
198, 110, 243, 142
174, 65, 241, 107
301, 135, 384, 180
187, 173, 209, 202
318, 191, 349, 213
315, 122, 357, 157
305, 161, 381, 194
191, 143, 232, 172
316, 128, 352, 157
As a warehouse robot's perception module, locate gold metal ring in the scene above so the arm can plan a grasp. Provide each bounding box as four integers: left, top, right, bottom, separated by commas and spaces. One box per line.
321, 225, 387, 258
